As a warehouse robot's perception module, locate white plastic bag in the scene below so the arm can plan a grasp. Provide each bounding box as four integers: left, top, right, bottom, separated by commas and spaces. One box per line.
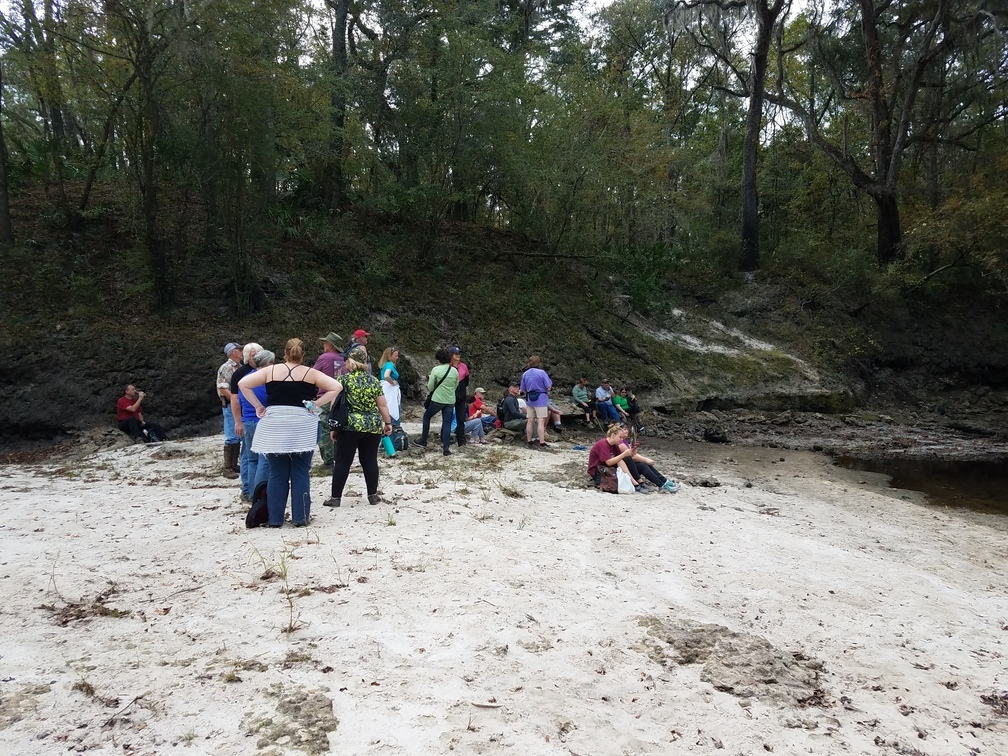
616, 468, 635, 494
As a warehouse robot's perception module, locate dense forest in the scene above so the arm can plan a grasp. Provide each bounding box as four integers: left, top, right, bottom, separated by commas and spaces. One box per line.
0, 0, 1005, 442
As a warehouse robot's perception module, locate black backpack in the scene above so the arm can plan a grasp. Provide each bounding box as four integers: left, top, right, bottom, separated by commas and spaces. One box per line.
327, 383, 351, 430
245, 481, 269, 528
496, 397, 510, 422
390, 425, 409, 452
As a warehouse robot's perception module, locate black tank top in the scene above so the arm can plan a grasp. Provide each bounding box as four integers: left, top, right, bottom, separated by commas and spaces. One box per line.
265, 364, 317, 407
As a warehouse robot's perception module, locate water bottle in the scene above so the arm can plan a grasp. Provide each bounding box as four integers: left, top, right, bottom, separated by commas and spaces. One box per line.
303, 400, 321, 416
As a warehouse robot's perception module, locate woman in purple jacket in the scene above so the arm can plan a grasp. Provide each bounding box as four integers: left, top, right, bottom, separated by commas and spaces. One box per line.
519, 355, 553, 449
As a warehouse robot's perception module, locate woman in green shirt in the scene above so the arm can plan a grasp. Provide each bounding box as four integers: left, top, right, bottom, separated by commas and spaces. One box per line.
414, 347, 460, 456
324, 346, 394, 508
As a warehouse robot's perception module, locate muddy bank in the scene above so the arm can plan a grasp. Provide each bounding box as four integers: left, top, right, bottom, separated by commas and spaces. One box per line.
663, 408, 1008, 462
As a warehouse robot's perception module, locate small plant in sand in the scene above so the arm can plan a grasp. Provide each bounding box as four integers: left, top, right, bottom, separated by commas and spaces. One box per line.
280, 580, 306, 634
249, 546, 278, 581
329, 555, 352, 588
481, 448, 509, 471
43, 580, 132, 625
386, 511, 397, 526
517, 515, 529, 530
497, 480, 524, 499
475, 511, 495, 522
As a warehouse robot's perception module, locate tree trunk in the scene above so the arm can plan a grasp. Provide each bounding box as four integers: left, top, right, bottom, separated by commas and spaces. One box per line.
873, 191, 902, 267
0, 64, 14, 246
740, 0, 787, 272
140, 68, 170, 311
327, 0, 349, 213
739, 85, 763, 272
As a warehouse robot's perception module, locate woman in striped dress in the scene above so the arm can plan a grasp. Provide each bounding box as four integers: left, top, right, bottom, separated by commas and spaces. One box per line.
239, 338, 341, 527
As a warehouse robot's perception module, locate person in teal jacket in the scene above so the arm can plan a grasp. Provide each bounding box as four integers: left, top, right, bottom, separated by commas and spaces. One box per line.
413, 347, 460, 456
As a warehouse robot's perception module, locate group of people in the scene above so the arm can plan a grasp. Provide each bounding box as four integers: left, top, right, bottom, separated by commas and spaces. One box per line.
572, 377, 644, 430
223, 334, 395, 527
117, 336, 677, 527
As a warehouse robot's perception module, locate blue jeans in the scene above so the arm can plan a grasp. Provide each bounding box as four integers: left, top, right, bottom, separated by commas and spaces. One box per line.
421, 401, 454, 453
597, 401, 620, 423
222, 405, 239, 445
241, 419, 259, 497
265, 451, 312, 526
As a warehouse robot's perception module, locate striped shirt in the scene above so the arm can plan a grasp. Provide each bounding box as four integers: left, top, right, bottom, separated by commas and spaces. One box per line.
250, 405, 318, 454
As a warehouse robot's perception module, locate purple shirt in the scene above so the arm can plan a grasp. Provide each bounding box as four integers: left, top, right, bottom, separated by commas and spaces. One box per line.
520, 368, 552, 408
312, 350, 344, 398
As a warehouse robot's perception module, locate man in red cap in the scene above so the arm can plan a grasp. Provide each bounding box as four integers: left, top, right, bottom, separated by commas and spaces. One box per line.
342, 328, 372, 374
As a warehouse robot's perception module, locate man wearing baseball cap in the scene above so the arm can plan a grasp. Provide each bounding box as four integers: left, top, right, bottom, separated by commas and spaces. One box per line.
342, 328, 372, 374
217, 342, 244, 478
312, 332, 345, 465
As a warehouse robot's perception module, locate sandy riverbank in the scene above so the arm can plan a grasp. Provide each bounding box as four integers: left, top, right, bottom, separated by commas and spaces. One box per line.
1, 428, 1006, 755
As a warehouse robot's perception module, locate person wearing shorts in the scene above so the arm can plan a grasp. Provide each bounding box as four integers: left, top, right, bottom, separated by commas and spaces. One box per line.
519, 355, 552, 449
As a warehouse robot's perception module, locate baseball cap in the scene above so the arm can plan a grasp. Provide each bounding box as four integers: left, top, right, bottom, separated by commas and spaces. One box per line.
224, 342, 241, 355
353, 329, 370, 339
448, 346, 461, 354
347, 345, 368, 363
474, 387, 486, 395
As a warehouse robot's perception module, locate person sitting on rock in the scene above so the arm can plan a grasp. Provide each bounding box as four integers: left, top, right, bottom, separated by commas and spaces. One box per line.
497, 382, 527, 432
464, 395, 488, 444
612, 391, 645, 431
116, 384, 166, 442
595, 380, 621, 423
572, 377, 596, 425
470, 387, 497, 432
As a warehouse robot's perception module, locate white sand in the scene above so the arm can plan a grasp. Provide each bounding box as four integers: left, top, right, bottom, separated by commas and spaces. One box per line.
1, 430, 1006, 755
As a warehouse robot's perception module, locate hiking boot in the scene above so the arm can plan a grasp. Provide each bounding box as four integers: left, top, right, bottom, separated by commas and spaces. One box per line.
412, 440, 428, 449
368, 494, 381, 506
443, 449, 451, 456
323, 497, 341, 508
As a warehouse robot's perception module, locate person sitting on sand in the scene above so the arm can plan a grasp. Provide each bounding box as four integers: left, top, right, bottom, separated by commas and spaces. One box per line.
587, 424, 651, 494
116, 385, 166, 442
613, 423, 677, 492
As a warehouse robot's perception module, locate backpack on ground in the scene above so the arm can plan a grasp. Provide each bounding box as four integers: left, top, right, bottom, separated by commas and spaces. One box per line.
245, 481, 269, 528
390, 425, 409, 452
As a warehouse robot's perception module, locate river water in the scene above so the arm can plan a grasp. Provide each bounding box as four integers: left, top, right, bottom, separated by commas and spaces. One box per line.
835, 456, 1008, 516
